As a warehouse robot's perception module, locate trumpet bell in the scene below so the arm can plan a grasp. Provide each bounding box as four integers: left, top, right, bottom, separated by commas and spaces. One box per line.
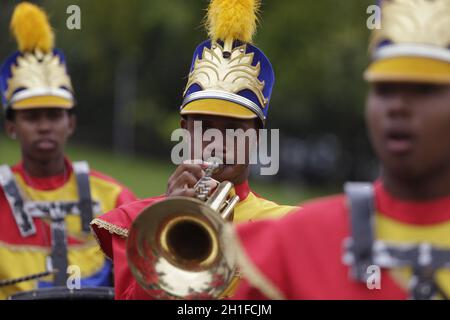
126, 196, 236, 299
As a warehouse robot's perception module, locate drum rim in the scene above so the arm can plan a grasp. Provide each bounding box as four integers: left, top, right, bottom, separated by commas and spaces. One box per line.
8, 286, 115, 300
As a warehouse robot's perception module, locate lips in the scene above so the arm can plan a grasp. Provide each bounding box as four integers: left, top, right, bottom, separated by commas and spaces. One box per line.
384, 129, 415, 155
34, 139, 57, 151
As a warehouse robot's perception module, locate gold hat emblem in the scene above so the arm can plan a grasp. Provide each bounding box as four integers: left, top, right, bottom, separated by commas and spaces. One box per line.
370, 0, 450, 52
6, 50, 73, 103
183, 42, 267, 108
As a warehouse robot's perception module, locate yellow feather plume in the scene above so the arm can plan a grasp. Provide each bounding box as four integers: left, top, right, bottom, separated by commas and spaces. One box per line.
10, 2, 54, 53
206, 0, 260, 43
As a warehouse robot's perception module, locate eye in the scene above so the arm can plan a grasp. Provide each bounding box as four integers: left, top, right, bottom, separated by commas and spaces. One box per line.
47, 109, 65, 121
21, 110, 39, 121
373, 83, 447, 97
413, 84, 445, 95
373, 83, 395, 96
226, 123, 239, 130
202, 121, 214, 131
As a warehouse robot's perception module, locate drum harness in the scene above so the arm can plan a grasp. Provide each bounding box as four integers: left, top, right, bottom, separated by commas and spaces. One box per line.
0, 161, 101, 287
343, 182, 450, 300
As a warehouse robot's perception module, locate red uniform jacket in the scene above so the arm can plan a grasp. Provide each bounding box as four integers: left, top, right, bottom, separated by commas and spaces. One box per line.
91, 181, 295, 299
233, 180, 450, 299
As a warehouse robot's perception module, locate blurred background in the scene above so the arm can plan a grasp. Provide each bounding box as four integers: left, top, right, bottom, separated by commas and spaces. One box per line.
0, 0, 379, 205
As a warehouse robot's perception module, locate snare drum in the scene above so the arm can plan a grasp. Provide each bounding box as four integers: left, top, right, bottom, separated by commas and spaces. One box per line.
8, 286, 114, 300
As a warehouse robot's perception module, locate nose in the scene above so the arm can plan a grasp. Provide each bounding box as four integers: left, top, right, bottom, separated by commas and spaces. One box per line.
203, 142, 226, 154
36, 115, 53, 133
385, 91, 411, 119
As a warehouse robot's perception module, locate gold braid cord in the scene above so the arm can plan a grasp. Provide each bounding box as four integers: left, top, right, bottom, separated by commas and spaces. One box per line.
223, 223, 285, 300
90, 218, 129, 238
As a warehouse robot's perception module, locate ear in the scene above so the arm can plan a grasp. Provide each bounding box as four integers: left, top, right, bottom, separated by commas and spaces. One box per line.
67, 113, 77, 137
252, 119, 261, 144
5, 120, 17, 140
180, 117, 187, 129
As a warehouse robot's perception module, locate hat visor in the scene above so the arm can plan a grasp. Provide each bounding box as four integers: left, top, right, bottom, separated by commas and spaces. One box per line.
11, 95, 74, 110
364, 57, 450, 84
180, 99, 257, 120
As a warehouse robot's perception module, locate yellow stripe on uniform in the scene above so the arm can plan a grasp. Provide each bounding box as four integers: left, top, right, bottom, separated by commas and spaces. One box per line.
0, 172, 124, 299
233, 192, 295, 224
376, 213, 450, 298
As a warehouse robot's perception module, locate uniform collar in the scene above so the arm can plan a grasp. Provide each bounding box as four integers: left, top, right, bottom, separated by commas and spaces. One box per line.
375, 180, 450, 225
234, 180, 251, 201
12, 157, 73, 191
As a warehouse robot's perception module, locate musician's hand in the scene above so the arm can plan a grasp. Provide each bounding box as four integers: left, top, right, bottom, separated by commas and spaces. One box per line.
166, 161, 207, 197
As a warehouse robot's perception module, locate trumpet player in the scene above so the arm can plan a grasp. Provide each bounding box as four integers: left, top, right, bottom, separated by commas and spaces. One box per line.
91, 0, 296, 299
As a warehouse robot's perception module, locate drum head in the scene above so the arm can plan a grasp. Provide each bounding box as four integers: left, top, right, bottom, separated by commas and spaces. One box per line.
8, 287, 114, 300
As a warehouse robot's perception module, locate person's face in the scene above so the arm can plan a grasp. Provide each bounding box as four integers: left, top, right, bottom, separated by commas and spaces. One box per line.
366, 82, 450, 181
5, 108, 76, 163
181, 114, 259, 184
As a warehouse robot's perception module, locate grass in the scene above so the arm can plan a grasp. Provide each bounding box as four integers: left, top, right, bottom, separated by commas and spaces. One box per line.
0, 136, 336, 205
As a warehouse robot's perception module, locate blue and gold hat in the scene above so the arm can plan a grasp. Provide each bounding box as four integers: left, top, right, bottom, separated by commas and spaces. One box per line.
365, 0, 450, 84
180, 0, 274, 126
0, 2, 74, 112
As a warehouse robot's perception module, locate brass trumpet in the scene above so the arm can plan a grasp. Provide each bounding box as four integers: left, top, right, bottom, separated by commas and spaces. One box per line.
126, 163, 240, 299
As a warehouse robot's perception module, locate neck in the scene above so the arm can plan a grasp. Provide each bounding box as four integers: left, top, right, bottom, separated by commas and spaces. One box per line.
382, 166, 450, 201
233, 167, 250, 186
22, 155, 66, 178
